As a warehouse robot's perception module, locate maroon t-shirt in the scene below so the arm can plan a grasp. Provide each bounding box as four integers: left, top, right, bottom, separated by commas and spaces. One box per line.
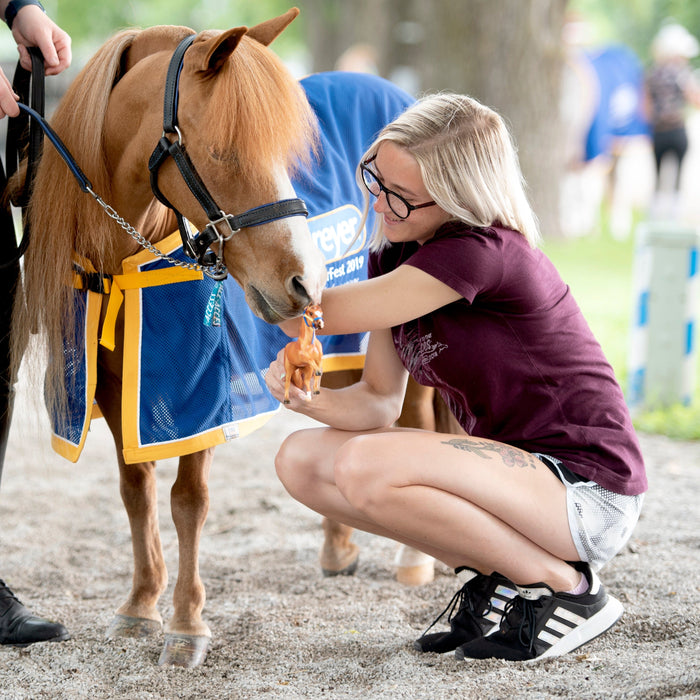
369, 222, 647, 495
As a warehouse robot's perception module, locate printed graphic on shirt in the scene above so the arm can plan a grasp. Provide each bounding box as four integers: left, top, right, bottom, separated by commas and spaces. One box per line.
396, 326, 447, 381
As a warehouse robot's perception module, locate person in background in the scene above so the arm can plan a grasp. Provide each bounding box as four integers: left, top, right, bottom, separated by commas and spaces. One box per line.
265, 92, 646, 662
645, 22, 700, 219
0, 0, 71, 646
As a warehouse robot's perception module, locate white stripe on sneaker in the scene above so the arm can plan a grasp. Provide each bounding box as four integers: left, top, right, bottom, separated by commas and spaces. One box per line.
538, 629, 563, 646
552, 606, 587, 626
546, 617, 577, 636
537, 596, 624, 660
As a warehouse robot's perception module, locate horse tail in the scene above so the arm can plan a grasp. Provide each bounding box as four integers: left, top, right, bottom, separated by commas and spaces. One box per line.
11, 29, 141, 420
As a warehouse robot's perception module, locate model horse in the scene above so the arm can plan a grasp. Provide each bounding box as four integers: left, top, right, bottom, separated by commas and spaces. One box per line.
283, 304, 324, 403
10, 10, 325, 668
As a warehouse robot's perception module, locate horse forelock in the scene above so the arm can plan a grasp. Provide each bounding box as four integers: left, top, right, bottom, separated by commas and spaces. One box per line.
197, 36, 318, 183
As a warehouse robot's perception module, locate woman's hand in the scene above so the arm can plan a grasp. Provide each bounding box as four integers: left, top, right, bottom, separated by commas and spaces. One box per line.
0, 68, 19, 118
265, 328, 409, 432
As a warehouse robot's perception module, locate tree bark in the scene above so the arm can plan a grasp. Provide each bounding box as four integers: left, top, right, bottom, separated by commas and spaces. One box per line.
298, 0, 569, 238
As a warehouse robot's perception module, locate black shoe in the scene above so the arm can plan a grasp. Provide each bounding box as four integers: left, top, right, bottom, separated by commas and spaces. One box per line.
456, 562, 623, 661
414, 567, 517, 654
0, 580, 70, 647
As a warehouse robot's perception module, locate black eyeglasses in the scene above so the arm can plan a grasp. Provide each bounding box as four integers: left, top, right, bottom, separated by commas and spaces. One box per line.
360, 158, 436, 219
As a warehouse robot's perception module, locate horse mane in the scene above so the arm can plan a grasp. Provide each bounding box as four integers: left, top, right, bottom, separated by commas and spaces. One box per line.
11, 29, 141, 419
203, 31, 318, 182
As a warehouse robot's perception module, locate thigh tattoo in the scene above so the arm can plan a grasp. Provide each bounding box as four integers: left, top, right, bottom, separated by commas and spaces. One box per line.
441, 438, 539, 470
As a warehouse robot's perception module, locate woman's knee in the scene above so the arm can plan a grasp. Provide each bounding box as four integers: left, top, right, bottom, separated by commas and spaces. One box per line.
333, 436, 386, 511
275, 430, 315, 494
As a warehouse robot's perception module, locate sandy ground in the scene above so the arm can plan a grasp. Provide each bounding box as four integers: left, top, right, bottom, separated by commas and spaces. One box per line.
0, 375, 698, 700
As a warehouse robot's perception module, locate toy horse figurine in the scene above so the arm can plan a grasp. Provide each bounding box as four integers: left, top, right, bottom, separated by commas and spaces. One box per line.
283, 304, 324, 403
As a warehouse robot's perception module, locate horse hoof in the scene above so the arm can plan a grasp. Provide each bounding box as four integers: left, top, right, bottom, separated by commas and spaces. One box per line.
320, 539, 359, 577
106, 614, 162, 639
158, 633, 210, 668
396, 563, 435, 586
321, 556, 359, 577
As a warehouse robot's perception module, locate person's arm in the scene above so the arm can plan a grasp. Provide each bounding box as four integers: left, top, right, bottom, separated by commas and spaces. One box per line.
277, 263, 459, 337
2, 0, 71, 76
318, 263, 462, 335
265, 327, 409, 431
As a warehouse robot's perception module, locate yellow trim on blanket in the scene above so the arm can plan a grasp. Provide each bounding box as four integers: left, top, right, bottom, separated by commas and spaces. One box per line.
322, 354, 365, 372
122, 409, 279, 463
100, 267, 203, 351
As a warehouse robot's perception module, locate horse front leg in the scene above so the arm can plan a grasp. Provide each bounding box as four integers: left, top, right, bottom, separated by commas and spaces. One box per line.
106, 458, 168, 639
316, 370, 362, 576
95, 363, 168, 640
392, 379, 446, 586
159, 448, 213, 668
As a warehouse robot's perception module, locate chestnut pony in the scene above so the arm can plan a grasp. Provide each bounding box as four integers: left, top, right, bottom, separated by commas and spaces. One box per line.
11, 10, 325, 667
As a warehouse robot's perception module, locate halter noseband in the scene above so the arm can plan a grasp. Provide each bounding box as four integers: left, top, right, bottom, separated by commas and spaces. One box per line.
148, 34, 309, 280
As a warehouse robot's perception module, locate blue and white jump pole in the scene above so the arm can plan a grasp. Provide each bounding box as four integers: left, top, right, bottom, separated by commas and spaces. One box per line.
628, 222, 700, 409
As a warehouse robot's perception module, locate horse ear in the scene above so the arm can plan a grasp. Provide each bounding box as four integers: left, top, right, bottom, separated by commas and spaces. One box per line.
246, 7, 300, 46
193, 27, 248, 73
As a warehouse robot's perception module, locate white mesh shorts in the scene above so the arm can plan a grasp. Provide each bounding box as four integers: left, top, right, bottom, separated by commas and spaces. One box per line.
534, 453, 644, 571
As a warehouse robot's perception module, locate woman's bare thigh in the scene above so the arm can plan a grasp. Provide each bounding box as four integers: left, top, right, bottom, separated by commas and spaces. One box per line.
334, 428, 578, 561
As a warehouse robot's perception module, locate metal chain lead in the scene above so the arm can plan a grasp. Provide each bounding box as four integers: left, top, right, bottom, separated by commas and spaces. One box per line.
87, 188, 204, 273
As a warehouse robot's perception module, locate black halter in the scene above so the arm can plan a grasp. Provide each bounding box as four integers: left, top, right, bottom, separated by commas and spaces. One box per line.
148, 34, 309, 280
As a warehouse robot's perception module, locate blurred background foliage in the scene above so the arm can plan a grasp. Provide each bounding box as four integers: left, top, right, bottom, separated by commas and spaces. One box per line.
30, 0, 700, 67
571, 0, 700, 63
27, 0, 700, 68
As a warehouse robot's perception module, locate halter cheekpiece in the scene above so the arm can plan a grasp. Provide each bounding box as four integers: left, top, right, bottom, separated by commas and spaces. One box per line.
148, 34, 309, 280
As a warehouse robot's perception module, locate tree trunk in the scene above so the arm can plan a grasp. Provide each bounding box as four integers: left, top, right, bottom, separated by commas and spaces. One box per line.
413, 0, 568, 238
298, 0, 569, 238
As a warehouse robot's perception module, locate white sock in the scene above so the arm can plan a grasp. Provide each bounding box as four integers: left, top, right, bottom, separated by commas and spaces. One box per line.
566, 572, 589, 596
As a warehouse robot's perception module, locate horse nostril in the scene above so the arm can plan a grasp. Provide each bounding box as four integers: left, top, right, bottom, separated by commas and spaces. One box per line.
290, 275, 312, 305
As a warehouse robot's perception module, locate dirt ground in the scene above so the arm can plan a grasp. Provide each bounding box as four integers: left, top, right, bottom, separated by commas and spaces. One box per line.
0, 373, 698, 700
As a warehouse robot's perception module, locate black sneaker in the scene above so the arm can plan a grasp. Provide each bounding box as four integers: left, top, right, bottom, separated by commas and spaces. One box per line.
455, 562, 623, 661
414, 567, 517, 654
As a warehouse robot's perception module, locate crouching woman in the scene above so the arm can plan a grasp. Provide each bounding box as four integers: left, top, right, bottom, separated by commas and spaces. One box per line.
265, 92, 646, 662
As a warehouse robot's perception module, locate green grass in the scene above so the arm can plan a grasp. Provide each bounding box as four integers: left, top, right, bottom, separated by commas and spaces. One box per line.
544, 230, 700, 441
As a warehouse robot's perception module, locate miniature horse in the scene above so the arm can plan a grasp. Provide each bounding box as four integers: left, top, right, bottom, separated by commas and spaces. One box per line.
11, 10, 325, 668
284, 304, 324, 403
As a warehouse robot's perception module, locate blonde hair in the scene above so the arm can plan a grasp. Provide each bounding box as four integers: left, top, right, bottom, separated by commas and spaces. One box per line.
356, 93, 540, 251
